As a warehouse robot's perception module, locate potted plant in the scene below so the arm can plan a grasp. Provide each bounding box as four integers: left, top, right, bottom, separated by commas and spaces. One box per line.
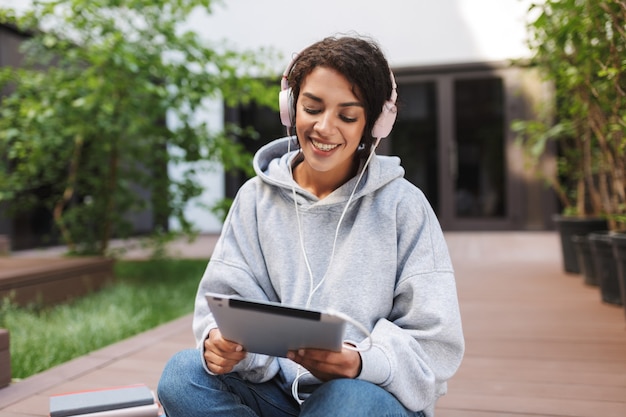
514, 0, 609, 275
575, 2, 626, 310
571, 234, 598, 286
610, 231, 626, 318
517, 1, 626, 312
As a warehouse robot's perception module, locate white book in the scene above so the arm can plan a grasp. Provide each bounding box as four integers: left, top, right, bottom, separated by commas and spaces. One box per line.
49, 384, 156, 417
59, 403, 160, 417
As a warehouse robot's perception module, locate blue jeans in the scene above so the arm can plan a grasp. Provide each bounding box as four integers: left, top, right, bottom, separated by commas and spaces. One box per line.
158, 349, 425, 417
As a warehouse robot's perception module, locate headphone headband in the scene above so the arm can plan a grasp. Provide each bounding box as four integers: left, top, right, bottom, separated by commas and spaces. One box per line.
279, 54, 398, 139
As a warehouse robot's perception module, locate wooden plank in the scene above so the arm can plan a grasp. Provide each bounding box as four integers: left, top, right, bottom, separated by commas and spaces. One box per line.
437, 410, 553, 417
0, 236, 8, 255
0, 329, 10, 388
446, 377, 626, 402
453, 357, 626, 387
437, 232, 626, 417
438, 392, 626, 417
0, 258, 114, 306
463, 338, 626, 361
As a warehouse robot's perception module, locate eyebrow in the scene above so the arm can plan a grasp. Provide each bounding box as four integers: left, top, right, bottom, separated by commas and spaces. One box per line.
302, 92, 364, 108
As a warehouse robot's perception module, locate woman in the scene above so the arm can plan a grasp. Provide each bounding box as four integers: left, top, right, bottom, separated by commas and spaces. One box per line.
157, 35, 464, 417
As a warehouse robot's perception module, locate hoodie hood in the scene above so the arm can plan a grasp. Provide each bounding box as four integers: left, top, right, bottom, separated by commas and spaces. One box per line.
253, 137, 405, 205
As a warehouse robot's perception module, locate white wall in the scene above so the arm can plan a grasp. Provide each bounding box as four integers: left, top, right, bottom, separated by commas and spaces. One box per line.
188, 0, 533, 69
167, 97, 226, 233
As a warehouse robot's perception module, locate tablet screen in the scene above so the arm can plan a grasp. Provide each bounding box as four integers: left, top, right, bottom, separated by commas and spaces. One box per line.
228, 297, 322, 320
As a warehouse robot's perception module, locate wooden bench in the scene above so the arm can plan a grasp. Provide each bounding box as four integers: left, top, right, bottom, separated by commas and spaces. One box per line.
0, 258, 115, 307
0, 236, 8, 256
0, 258, 114, 390
0, 329, 9, 388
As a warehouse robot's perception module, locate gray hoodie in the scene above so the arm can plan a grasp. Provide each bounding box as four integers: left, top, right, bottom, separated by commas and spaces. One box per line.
193, 137, 464, 415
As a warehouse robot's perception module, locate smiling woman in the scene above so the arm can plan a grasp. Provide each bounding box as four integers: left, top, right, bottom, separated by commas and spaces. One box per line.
157, 35, 464, 417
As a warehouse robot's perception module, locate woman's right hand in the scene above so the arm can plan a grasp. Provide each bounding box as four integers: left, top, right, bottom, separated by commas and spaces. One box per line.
203, 328, 247, 374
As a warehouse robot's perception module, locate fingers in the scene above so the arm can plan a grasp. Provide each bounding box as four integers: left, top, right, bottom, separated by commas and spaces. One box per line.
204, 329, 246, 374
287, 347, 361, 380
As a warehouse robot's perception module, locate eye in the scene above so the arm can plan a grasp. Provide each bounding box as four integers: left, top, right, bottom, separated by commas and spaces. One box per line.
303, 107, 321, 115
340, 115, 358, 123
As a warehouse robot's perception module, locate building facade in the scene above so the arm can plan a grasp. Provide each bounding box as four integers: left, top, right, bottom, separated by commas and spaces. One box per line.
1, 1, 557, 250
180, 0, 556, 233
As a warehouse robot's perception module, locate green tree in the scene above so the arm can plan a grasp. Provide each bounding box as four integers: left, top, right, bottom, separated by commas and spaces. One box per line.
0, 0, 278, 255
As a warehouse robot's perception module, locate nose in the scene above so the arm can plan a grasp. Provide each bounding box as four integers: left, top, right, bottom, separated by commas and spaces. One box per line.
314, 111, 336, 136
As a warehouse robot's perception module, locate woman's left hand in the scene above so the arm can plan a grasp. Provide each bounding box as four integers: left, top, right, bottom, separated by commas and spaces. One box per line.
287, 345, 362, 381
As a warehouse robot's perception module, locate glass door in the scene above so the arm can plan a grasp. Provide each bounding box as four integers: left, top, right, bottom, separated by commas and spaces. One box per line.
390, 82, 439, 209
392, 69, 523, 230
451, 77, 506, 219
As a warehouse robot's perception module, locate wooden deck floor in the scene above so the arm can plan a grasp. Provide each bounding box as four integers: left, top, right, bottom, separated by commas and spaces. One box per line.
0, 232, 625, 417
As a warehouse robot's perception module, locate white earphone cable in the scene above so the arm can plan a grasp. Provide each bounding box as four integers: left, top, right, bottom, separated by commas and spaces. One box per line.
287, 137, 380, 405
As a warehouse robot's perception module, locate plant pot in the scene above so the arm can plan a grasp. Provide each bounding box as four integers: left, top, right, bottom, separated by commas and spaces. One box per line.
588, 232, 622, 306
571, 234, 597, 286
553, 215, 608, 274
609, 233, 626, 319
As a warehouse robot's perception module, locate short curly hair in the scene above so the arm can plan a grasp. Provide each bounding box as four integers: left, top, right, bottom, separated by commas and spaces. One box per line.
285, 35, 395, 153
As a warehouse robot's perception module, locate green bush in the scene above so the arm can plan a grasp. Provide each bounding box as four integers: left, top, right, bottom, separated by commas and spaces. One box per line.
0, 259, 206, 379
0, 0, 277, 254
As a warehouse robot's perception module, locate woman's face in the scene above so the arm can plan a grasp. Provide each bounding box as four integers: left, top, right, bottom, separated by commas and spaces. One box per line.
295, 66, 367, 186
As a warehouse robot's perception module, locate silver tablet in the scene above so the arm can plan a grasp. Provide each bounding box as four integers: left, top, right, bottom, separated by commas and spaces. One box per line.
205, 292, 347, 357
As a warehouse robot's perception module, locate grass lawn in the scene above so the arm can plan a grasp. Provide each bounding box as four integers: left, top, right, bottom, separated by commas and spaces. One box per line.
0, 258, 207, 380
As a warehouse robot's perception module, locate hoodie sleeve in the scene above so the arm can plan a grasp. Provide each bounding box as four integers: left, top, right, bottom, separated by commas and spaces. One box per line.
356, 187, 465, 412
192, 179, 280, 383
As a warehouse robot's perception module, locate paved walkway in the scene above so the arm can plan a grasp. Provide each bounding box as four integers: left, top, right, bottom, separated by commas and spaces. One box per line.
1, 232, 625, 416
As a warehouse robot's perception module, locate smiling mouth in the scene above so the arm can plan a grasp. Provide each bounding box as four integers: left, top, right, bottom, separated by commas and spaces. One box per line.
312, 139, 340, 152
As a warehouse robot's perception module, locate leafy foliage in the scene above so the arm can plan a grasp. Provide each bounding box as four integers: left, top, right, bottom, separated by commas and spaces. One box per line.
0, 0, 279, 254
515, 0, 626, 227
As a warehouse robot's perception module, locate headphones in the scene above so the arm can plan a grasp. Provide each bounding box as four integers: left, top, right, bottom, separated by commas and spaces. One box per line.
279, 54, 398, 139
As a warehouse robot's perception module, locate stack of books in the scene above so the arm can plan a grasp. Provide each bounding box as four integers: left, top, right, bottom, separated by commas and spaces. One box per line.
49, 384, 161, 417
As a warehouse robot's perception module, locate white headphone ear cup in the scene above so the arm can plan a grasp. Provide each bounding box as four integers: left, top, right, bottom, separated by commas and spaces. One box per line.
371, 100, 397, 139
279, 88, 293, 127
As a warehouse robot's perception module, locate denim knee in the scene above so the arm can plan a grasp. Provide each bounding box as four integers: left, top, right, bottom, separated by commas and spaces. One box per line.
157, 349, 203, 405
157, 349, 297, 417
301, 379, 423, 417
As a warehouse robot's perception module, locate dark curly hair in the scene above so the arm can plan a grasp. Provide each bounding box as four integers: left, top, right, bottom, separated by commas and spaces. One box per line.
285, 35, 395, 154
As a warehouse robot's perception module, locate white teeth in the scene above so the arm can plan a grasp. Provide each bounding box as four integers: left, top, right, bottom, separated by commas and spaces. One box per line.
312, 139, 339, 151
